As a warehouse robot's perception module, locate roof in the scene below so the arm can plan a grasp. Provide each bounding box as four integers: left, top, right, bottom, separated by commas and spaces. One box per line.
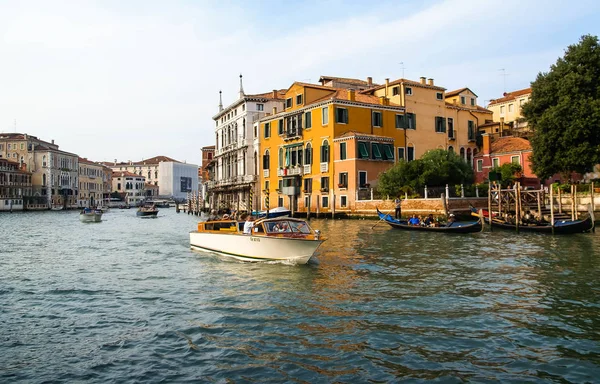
112, 170, 144, 178
490, 137, 532, 154
488, 88, 532, 106
319, 76, 376, 86
245, 89, 287, 99
444, 102, 493, 114
107, 155, 180, 167
33, 144, 77, 156
360, 78, 446, 94
445, 87, 478, 98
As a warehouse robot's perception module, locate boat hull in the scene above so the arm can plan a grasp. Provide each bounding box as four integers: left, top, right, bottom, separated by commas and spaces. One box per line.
189, 231, 323, 264
377, 209, 482, 233
79, 213, 103, 222
137, 210, 158, 217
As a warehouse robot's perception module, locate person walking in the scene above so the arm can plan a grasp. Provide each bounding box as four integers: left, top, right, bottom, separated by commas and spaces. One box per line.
394, 197, 402, 220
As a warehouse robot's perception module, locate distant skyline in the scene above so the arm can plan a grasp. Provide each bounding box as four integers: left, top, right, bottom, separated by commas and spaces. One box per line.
1, 0, 599, 165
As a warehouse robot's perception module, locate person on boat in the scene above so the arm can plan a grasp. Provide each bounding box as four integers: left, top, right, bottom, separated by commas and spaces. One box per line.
423, 214, 435, 227
273, 221, 291, 232
408, 214, 420, 226
446, 214, 456, 227
207, 209, 219, 221
243, 216, 255, 234
394, 197, 402, 220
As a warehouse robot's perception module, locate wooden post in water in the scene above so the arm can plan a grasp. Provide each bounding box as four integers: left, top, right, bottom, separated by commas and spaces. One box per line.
571, 184, 575, 221
537, 189, 542, 221
591, 182, 595, 217
515, 182, 521, 233
487, 185, 493, 231
441, 193, 448, 217
550, 185, 555, 234
558, 187, 563, 214
307, 194, 311, 221
316, 196, 320, 219
574, 184, 578, 220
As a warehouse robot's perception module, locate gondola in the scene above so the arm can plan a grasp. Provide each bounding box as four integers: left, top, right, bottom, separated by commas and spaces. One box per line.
376, 208, 483, 234
470, 207, 594, 234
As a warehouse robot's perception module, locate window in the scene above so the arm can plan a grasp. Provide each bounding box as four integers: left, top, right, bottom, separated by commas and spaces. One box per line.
460, 96, 466, 105
305, 111, 312, 129
477, 159, 483, 172
500, 106, 505, 114
492, 158, 500, 168
340, 142, 347, 160
398, 147, 405, 161
340, 195, 347, 208
20, 143, 24, 150
357, 141, 369, 159
519, 99, 525, 106
278, 180, 283, 191
395, 114, 404, 128
407, 146, 415, 161
42, 155, 47, 167
320, 141, 330, 162
296, 94, 303, 105
322, 107, 329, 125
382, 144, 394, 160
371, 143, 382, 159
436, 92, 443, 100
339, 172, 348, 188
471, 98, 475, 106
322, 196, 329, 208
257, 104, 264, 111
435, 116, 446, 133
305, 143, 312, 165
468, 121, 475, 141
405, 87, 413, 95
372, 111, 383, 127
335, 108, 348, 124
303, 178, 312, 192
286, 98, 292, 108
359, 171, 367, 187
511, 155, 520, 164
278, 148, 284, 168
264, 122, 271, 138
321, 176, 329, 191
448, 146, 454, 153
392, 86, 399, 96
262, 150, 270, 170
508, 104, 513, 112
242, 104, 245, 111
278, 119, 284, 135
448, 118, 454, 138
406, 113, 416, 129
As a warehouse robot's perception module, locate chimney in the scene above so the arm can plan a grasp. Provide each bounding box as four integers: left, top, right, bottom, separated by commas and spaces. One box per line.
114, 159, 117, 165
367, 77, 373, 87
379, 96, 386, 105
500, 117, 505, 136
482, 133, 492, 155
420, 77, 426, 85
348, 89, 356, 101
272, 90, 278, 98
427, 78, 434, 86
385, 78, 390, 97
272, 106, 277, 115
51, 139, 54, 144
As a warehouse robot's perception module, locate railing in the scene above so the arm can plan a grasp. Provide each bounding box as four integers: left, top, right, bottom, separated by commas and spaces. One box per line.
263, 169, 269, 178
320, 162, 328, 173
303, 164, 311, 175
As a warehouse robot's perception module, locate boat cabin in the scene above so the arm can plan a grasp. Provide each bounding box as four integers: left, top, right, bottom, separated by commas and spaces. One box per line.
197, 218, 320, 239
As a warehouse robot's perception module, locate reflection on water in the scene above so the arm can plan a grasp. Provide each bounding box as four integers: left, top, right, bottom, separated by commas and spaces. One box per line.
1, 211, 600, 382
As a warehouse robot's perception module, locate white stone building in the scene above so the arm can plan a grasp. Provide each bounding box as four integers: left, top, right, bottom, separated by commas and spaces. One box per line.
157, 161, 199, 201
209, 75, 285, 212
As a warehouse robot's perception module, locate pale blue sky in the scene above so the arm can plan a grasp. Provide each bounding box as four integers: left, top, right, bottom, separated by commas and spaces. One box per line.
0, 0, 598, 165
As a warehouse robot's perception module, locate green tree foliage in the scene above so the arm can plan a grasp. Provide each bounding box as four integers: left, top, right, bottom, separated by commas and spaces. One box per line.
377, 149, 474, 196
490, 163, 523, 187
522, 34, 600, 179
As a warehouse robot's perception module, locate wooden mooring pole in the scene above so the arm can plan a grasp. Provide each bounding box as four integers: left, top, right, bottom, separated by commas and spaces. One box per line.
550, 185, 555, 235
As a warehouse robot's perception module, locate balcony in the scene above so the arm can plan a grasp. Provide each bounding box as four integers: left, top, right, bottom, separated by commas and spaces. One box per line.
263, 169, 270, 178
303, 164, 311, 175
320, 162, 328, 173
282, 186, 300, 195
283, 127, 303, 140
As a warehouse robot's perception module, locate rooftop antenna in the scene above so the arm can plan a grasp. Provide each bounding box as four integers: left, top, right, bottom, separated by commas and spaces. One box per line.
399, 62, 406, 78
499, 68, 510, 93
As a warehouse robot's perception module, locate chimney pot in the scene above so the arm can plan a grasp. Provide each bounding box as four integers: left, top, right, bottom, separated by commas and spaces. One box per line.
272, 90, 277, 98
427, 78, 434, 86
348, 89, 356, 101
367, 77, 373, 86
420, 77, 426, 84
51, 139, 54, 144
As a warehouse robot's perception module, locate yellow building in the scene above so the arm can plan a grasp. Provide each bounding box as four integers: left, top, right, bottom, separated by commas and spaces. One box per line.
78, 157, 110, 208
487, 87, 532, 136
258, 82, 405, 215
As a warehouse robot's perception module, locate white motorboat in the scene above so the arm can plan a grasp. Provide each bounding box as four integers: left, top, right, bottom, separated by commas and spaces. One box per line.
79, 208, 103, 223
189, 217, 324, 264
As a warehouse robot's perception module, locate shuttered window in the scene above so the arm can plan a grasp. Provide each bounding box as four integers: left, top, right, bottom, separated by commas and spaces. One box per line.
358, 142, 369, 159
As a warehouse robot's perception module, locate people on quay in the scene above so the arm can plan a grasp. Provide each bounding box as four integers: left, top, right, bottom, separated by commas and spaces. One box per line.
394, 196, 402, 220
408, 214, 420, 226
243, 216, 255, 234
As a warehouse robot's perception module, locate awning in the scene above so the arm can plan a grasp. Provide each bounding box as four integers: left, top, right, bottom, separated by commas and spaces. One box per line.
383, 144, 394, 160
358, 142, 369, 158
372, 143, 382, 159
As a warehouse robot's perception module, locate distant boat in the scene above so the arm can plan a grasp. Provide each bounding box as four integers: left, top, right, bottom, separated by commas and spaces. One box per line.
377, 208, 483, 234
137, 204, 159, 218
80, 208, 103, 223
253, 206, 291, 219
51, 205, 64, 211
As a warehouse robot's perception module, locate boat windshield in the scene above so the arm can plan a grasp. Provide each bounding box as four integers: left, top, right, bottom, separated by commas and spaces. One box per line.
265, 220, 310, 234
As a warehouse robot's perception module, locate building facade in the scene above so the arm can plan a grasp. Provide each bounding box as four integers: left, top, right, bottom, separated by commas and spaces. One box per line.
258, 81, 405, 215
0, 158, 32, 211
103, 155, 180, 191
78, 158, 111, 208
112, 171, 146, 206
157, 161, 199, 201
210, 75, 286, 212
487, 88, 532, 136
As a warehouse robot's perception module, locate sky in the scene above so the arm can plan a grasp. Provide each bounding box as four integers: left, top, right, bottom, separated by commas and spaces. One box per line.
1, 0, 599, 166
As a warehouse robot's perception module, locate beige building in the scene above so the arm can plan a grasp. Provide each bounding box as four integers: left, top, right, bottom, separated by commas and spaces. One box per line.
78, 158, 112, 208
487, 88, 532, 136
112, 171, 146, 206
103, 155, 179, 190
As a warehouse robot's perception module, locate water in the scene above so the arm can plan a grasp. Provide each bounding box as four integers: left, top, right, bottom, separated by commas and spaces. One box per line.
1, 209, 600, 383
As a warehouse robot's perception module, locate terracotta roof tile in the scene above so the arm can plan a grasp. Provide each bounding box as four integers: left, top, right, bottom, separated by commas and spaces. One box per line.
360, 78, 446, 93
445, 87, 478, 98
490, 137, 531, 154
318, 76, 377, 86
112, 170, 144, 178
488, 88, 531, 106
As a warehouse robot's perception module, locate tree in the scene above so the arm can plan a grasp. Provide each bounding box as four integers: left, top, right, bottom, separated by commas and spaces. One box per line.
490, 163, 523, 187
522, 34, 600, 180
377, 149, 474, 196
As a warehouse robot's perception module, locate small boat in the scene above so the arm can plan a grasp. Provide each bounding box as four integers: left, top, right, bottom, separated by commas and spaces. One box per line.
471, 207, 594, 234
189, 217, 324, 264
137, 204, 159, 217
376, 208, 483, 233
253, 206, 292, 219
79, 208, 103, 223
51, 205, 64, 211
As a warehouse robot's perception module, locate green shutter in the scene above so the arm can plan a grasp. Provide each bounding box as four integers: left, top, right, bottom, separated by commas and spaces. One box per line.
411, 114, 417, 130
358, 142, 369, 159
383, 144, 394, 160
372, 143, 382, 159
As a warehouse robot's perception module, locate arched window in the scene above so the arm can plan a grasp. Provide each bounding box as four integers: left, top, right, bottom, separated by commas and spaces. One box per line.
147, 171, 151, 179
305, 143, 312, 165
155, 171, 158, 178
253, 151, 258, 174
320, 140, 329, 163
466, 148, 472, 163
42, 155, 47, 167
263, 149, 270, 170
278, 147, 284, 168
460, 147, 465, 160
407, 144, 415, 161
448, 146, 454, 153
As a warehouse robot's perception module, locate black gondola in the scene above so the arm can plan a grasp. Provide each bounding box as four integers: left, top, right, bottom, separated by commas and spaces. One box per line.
470, 207, 594, 234
376, 208, 483, 234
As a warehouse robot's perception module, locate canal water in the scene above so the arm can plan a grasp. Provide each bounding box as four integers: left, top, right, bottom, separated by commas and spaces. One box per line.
1, 208, 599, 383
